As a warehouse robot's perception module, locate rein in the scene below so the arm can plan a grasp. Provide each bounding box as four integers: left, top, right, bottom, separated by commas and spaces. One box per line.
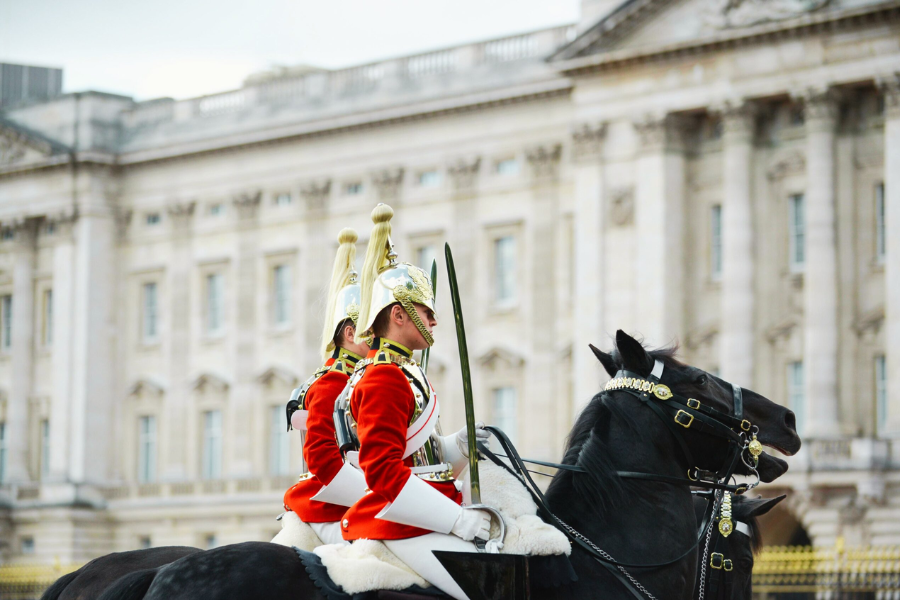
478, 359, 761, 600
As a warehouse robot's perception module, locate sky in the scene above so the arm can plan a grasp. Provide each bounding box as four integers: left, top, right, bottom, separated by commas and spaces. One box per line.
0, 0, 580, 101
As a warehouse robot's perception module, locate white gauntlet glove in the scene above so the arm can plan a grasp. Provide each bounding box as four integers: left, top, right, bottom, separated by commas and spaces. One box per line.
455, 422, 491, 458
450, 507, 492, 542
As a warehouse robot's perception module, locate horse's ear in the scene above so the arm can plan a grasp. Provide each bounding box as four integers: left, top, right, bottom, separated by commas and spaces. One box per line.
589, 344, 618, 377
739, 495, 787, 519
614, 330, 652, 375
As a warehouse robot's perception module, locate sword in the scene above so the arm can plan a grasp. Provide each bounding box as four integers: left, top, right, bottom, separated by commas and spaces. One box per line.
444, 244, 480, 504
420, 259, 438, 373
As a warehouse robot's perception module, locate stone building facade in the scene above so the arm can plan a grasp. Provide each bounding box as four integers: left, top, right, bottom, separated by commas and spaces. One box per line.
0, 0, 898, 563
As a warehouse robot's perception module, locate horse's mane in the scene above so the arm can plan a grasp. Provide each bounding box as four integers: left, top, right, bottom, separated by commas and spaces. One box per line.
546, 342, 685, 518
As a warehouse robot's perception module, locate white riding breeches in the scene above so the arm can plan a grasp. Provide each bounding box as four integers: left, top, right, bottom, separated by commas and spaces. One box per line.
384, 533, 477, 600
309, 521, 348, 546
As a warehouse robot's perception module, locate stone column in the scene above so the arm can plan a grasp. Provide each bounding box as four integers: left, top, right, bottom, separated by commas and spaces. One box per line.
163, 201, 195, 479
69, 207, 117, 483
300, 178, 332, 372
571, 123, 607, 414
48, 211, 78, 482
525, 143, 562, 456
880, 75, 900, 435
633, 115, 688, 347
230, 191, 261, 477
718, 102, 757, 387
800, 89, 841, 438
5, 219, 37, 483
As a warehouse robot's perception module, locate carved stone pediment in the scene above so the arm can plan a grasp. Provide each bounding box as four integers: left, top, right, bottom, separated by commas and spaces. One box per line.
128, 378, 166, 398
478, 347, 526, 371
191, 372, 231, 394
257, 365, 300, 388
703, 0, 830, 29
0, 120, 62, 168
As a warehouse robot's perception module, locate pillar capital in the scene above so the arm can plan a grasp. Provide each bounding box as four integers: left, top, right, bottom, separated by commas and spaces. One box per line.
371, 167, 404, 202
793, 87, 842, 133
714, 100, 758, 142
166, 200, 196, 235
46, 207, 79, 242
633, 113, 690, 153
877, 73, 900, 120
447, 156, 481, 193
525, 143, 562, 180
571, 122, 607, 162
299, 178, 332, 214
232, 190, 262, 221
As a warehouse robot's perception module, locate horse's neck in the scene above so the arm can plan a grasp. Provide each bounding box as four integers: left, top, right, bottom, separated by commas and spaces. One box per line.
547, 411, 699, 599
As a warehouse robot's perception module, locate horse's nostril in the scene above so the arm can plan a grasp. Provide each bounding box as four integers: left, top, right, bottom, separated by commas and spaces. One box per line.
784, 410, 797, 431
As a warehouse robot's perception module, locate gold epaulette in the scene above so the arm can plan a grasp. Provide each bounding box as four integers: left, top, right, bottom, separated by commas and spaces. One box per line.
364, 352, 417, 368
330, 359, 349, 374
373, 351, 392, 365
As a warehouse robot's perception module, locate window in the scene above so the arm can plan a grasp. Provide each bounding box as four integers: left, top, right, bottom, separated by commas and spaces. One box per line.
876, 355, 887, 433
496, 158, 520, 176
209, 203, 224, 217
0, 423, 7, 483
202, 410, 223, 479
138, 416, 157, 483
272, 265, 291, 326
270, 406, 290, 476
345, 182, 363, 195
45, 222, 56, 236
494, 236, 516, 305
274, 192, 292, 206
142, 283, 158, 342
418, 170, 441, 187
139, 536, 152, 550
1, 294, 12, 350
40, 419, 50, 480
42, 289, 53, 346
206, 273, 224, 335
1, 228, 14, 241
205, 534, 219, 549
787, 361, 804, 434
20, 537, 35, 554
416, 245, 437, 273
146, 213, 161, 226
876, 182, 885, 264
710, 205, 722, 281
788, 194, 805, 272
492, 387, 518, 443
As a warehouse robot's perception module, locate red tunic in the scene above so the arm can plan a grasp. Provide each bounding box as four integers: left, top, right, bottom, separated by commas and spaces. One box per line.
341, 352, 461, 541
283, 361, 351, 523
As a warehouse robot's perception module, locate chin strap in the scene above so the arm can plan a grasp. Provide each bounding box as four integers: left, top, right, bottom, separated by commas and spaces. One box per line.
393, 287, 434, 346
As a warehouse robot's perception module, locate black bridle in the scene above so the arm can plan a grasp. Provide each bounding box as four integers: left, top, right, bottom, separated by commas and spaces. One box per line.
477, 359, 761, 600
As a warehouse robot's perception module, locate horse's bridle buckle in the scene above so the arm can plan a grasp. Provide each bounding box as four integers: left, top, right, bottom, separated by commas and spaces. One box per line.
710, 553, 725, 569
740, 419, 751, 432
687, 398, 701, 410
724, 559, 733, 572
674, 410, 694, 428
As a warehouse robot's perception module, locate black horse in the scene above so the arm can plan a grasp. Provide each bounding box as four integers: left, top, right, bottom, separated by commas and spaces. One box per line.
692, 493, 785, 600
61, 331, 800, 600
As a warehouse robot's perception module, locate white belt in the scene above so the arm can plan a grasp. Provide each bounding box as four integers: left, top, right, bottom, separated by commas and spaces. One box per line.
409, 463, 451, 475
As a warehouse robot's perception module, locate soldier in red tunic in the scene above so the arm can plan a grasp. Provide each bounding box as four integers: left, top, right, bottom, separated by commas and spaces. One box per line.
282, 228, 370, 546
334, 204, 490, 600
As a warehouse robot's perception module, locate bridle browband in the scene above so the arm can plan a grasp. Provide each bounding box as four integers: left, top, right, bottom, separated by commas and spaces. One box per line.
477, 358, 762, 600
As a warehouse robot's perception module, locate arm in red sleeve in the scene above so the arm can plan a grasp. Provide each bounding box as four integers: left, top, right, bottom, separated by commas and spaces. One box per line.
302, 372, 348, 485
354, 366, 415, 502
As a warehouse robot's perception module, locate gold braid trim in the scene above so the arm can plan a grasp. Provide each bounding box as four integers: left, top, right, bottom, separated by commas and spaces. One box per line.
393, 285, 435, 347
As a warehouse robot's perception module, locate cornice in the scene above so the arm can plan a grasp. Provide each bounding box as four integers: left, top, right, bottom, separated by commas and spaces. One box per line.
556, 1, 900, 77
116, 78, 572, 168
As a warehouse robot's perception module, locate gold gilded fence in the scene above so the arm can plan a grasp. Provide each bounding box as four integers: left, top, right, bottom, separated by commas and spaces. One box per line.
753, 540, 900, 596
0, 562, 81, 600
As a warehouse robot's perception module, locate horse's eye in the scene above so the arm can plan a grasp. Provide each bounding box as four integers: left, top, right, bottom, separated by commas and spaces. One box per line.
695, 374, 708, 385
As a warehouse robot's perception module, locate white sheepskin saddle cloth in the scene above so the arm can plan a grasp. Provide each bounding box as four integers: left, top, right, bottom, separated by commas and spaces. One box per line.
270, 511, 323, 551
310, 461, 571, 594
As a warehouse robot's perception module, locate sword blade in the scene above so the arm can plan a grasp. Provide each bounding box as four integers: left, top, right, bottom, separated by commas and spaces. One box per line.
421, 259, 438, 374
444, 243, 480, 505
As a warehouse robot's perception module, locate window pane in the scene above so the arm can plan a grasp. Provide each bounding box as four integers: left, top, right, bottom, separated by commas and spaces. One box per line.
494, 236, 516, 304
787, 361, 804, 434
273, 265, 291, 325
275, 192, 292, 206
418, 170, 441, 187
202, 410, 222, 479
138, 416, 157, 483
2, 295, 12, 349
492, 387, 517, 443
789, 194, 805, 270
876, 355, 887, 433
143, 283, 157, 341
416, 245, 436, 272
0, 423, 6, 484
270, 407, 290, 475
710, 205, 722, 280
496, 158, 519, 175
207, 274, 224, 334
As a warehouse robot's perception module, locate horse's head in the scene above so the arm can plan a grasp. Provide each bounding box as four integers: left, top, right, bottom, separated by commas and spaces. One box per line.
718, 494, 785, 599
590, 330, 800, 483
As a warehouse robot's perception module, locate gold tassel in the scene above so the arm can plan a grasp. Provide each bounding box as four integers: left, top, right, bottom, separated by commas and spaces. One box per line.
320, 227, 358, 357
355, 204, 394, 343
